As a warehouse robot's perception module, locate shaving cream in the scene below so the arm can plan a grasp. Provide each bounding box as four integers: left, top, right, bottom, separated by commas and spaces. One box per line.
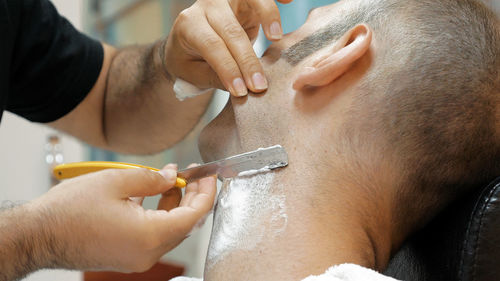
206, 167, 288, 269
173, 78, 213, 101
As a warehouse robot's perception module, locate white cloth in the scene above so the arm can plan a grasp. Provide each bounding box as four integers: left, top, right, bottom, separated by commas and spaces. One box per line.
170, 263, 399, 281
301, 264, 398, 281
173, 78, 213, 101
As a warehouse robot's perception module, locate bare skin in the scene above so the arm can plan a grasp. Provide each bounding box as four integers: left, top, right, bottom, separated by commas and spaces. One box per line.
49, 42, 213, 154
166, 0, 293, 96
0, 0, 297, 280
0, 166, 217, 281
198, 2, 397, 280
198, 0, 500, 280
49, 0, 295, 152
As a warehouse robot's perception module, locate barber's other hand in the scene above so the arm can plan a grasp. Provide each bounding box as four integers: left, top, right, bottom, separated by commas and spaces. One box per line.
31, 164, 216, 273
165, 0, 293, 97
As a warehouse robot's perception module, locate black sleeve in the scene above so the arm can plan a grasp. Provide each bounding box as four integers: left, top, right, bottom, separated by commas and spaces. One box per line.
7, 0, 104, 123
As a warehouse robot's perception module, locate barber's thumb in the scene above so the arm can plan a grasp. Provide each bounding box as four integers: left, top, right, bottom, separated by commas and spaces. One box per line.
113, 168, 178, 198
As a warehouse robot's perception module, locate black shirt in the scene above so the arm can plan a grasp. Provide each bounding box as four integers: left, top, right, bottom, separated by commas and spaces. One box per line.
0, 0, 103, 123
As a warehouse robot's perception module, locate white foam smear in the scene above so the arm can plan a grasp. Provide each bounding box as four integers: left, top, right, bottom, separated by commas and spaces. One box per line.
173, 78, 213, 101
206, 167, 288, 269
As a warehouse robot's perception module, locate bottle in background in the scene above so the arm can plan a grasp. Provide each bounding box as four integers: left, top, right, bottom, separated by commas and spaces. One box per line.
45, 134, 64, 187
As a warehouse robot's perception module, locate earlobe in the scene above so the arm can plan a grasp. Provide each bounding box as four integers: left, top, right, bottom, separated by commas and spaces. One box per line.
293, 24, 373, 91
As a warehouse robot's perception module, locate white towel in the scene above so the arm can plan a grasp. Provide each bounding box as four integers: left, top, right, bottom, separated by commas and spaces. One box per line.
301, 264, 399, 281
169, 263, 400, 281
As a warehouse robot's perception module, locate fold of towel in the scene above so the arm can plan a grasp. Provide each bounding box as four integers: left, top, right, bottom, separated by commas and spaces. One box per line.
170, 263, 399, 281
301, 264, 399, 281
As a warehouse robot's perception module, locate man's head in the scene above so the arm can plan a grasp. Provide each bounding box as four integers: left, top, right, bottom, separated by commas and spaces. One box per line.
200, 0, 500, 249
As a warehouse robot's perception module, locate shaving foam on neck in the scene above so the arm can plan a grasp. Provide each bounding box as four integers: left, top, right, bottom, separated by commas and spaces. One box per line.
173, 78, 213, 101
206, 168, 288, 269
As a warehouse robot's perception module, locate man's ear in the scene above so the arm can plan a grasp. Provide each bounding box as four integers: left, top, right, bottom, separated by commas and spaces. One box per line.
293, 24, 372, 90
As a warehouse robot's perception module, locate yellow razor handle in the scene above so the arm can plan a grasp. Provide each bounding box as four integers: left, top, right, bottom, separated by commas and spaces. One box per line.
53, 161, 187, 188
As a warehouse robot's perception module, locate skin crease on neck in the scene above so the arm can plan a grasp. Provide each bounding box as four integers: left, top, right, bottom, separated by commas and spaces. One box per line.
198, 1, 398, 280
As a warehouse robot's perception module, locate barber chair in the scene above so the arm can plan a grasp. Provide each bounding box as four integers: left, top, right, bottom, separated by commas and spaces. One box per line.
385, 177, 500, 281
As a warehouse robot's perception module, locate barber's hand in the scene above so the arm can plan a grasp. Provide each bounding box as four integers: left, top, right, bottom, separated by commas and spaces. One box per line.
165, 0, 293, 97
32, 164, 216, 273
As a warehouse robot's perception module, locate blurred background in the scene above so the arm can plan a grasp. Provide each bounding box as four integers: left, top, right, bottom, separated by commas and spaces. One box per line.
0, 0, 498, 280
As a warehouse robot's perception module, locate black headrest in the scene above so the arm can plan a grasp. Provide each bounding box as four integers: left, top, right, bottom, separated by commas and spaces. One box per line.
384, 177, 500, 281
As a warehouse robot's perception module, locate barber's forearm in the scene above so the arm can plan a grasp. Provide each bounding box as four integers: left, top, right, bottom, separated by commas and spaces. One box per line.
103, 41, 213, 154
0, 204, 61, 281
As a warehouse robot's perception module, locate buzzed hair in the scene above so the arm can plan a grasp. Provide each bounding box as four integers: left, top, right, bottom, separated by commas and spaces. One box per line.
286, 0, 500, 233
282, 2, 385, 65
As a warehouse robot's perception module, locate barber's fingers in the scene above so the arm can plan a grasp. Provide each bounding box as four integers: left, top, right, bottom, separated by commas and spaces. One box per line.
186, 176, 216, 213
182, 14, 248, 97
179, 164, 200, 207
158, 188, 182, 211
158, 164, 182, 211
180, 182, 198, 208
246, 0, 284, 41
103, 166, 178, 198
205, 4, 267, 94
152, 176, 217, 236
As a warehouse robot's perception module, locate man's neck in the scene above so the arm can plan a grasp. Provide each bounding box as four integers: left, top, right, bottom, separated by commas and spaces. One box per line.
203, 166, 391, 281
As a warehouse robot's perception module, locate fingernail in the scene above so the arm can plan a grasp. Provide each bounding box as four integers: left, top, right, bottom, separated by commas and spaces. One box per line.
159, 169, 177, 182
232, 78, 248, 97
252, 73, 268, 91
270, 21, 282, 40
